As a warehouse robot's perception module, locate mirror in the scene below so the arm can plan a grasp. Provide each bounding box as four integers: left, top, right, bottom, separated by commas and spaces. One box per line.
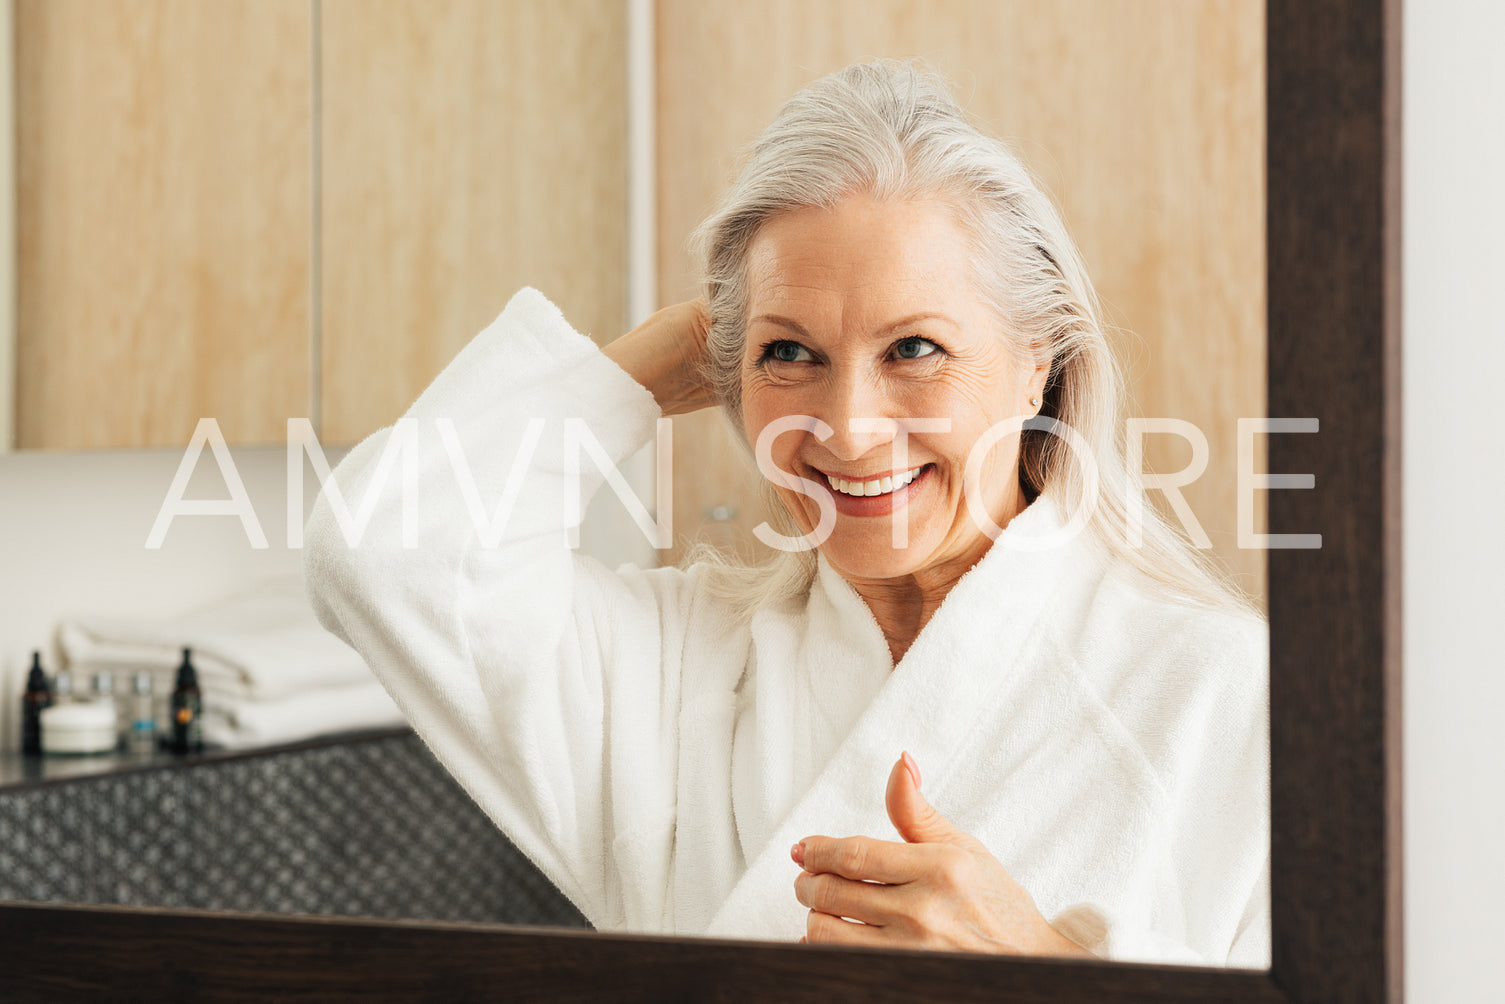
2, 0, 1404, 998
11, 0, 1402, 987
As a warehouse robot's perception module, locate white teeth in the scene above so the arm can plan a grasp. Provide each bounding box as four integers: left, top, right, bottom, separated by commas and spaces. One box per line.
824, 466, 923, 497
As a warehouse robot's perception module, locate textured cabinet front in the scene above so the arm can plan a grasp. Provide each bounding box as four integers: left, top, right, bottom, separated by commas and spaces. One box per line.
0, 733, 588, 928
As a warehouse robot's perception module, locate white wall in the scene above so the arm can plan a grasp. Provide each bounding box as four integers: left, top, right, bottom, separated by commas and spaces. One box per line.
1403, 1, 1505, 1000
0, 447, 323, 751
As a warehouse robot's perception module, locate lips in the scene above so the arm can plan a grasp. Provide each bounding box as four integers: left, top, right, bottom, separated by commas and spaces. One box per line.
824, 465, 925, 498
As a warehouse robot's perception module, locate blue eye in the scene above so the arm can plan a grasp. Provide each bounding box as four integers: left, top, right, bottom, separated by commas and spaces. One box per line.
893, 336, 939, 360
766, 340, 811, 363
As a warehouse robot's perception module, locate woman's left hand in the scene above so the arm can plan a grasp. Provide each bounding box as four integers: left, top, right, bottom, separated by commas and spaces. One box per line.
792, 753, 1094, 957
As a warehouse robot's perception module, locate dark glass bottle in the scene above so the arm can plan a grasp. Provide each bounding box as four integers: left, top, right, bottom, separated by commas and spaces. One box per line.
21, 651, 53, 755
168, 647, 204, 754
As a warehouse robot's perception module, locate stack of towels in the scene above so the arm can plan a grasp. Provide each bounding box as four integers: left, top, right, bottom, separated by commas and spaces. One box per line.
59, 577, 407, 749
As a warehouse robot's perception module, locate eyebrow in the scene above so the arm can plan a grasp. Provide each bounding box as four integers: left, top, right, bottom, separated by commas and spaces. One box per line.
748, 312, 960, 339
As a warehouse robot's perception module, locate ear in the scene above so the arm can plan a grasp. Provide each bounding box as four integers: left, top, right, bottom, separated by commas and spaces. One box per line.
1024, 349, 1052, 412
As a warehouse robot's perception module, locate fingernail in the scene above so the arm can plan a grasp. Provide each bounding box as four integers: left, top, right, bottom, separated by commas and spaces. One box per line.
791, 841, 805, 865
902, 750, 922, 789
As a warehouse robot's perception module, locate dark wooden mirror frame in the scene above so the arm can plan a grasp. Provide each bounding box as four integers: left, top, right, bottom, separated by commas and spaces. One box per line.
0, 0, 1402, 998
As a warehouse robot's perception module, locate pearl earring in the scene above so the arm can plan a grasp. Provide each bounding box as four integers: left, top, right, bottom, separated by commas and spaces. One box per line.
1029, 396, 1041, 408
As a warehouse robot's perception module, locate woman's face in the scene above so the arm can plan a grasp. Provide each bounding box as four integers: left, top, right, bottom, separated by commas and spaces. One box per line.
740, 195, 1049, 586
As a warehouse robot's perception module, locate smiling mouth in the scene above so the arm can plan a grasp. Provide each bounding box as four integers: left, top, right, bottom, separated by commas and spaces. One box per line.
823, 465, 927, 498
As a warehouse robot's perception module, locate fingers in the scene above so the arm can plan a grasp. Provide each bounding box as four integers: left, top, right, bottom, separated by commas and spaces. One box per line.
794, 869, 900, 927
805, 909, 887, 947
603, 300, 718, 416
797, 834, 926, 885
684, 298, 712, 349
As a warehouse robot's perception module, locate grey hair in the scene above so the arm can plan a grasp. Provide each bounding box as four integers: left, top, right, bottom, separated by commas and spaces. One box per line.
685, 59, 1255, 620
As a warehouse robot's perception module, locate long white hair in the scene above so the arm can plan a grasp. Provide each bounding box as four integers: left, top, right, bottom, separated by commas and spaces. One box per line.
685, 59, 1254, 619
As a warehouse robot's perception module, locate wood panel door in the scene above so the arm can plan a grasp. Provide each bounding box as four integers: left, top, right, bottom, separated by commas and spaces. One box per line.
15, 0, 312, 450
656, 0, 1266, 604
318, 0, 629, 446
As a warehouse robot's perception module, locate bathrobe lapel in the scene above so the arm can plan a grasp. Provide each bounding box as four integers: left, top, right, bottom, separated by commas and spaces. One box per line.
703, 499, 1077, 940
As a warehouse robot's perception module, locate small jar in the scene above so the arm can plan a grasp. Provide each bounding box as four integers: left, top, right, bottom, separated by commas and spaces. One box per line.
39, 702, 118, 755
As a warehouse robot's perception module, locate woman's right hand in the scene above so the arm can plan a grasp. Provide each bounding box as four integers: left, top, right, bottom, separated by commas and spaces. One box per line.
603, 299, 717, 416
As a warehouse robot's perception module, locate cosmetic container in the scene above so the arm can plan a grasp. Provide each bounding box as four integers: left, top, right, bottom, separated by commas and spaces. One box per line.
168, 648, 203, 754
39, 701, 118, 755
21, 651, 53, 755
89, 671, 121, 750
129, 671, 157, 754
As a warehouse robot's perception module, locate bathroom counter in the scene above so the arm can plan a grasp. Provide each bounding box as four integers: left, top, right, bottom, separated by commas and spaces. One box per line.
0, 726, 411, 791
0, 728, 589, 929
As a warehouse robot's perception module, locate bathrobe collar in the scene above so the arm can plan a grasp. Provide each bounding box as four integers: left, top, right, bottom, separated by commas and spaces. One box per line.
704, 494, 1085, 938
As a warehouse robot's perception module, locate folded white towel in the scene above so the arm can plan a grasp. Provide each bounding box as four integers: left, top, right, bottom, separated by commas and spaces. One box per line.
202, 681, 408, 749
59, 579, 376, 702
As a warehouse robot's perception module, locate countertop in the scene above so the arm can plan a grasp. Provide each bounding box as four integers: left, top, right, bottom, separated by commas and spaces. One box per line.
0, 725, 413, 791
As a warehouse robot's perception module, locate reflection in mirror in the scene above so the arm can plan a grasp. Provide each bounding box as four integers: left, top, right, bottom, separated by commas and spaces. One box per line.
1, 0, 1267, 975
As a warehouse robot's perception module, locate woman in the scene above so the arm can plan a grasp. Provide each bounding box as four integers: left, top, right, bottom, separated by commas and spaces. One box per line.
304, 60, 1268, 967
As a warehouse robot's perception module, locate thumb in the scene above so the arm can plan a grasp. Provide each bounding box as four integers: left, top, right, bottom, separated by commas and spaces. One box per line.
885, 752, 981, 849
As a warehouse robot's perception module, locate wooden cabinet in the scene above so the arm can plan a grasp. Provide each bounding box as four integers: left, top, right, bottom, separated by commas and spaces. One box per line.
319, 0, 627, 443
14, 0, 628, 451
655, 0, 1267, 602
15, 0, 312, 450
14, 0, 1264, 601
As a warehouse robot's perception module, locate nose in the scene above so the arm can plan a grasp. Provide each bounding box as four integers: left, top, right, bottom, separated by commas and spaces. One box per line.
817, 369, 896, 462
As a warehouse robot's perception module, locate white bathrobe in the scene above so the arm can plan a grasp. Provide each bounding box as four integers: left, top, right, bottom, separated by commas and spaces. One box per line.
303, 288, 1270, 969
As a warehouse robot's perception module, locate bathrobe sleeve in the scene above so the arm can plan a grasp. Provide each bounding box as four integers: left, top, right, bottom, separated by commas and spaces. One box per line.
302, 288, 689, 928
